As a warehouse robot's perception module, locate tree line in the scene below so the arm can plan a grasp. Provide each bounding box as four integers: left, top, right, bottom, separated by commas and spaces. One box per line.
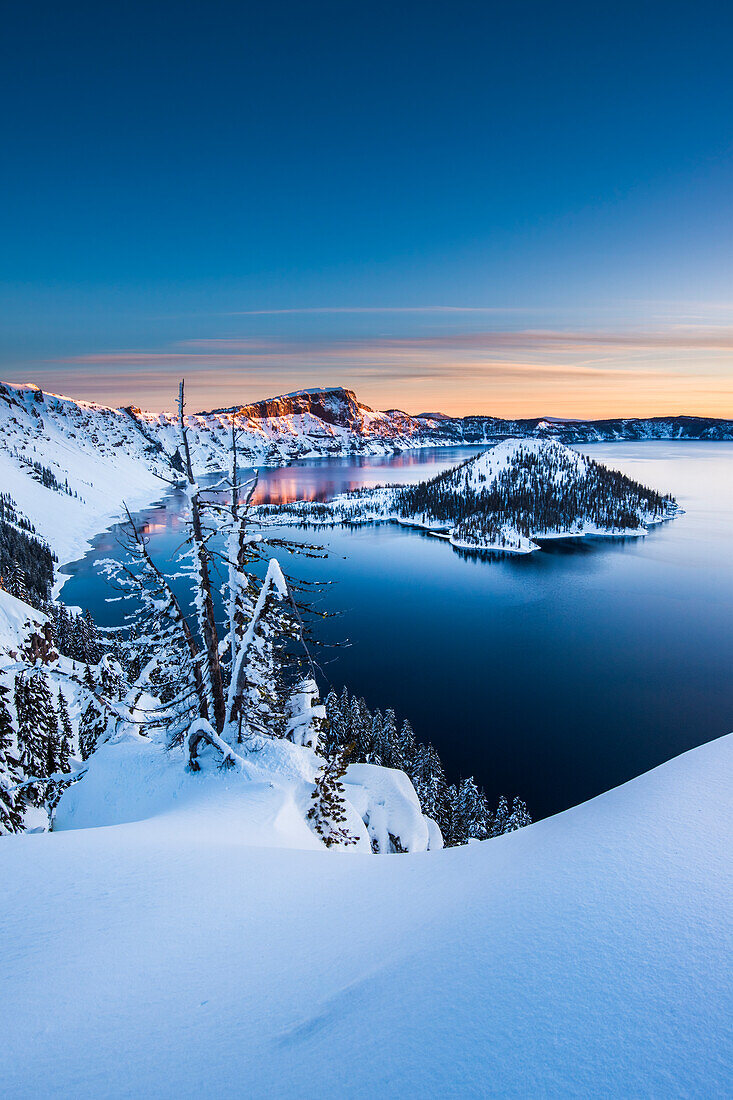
0, 494, 56, 607
323, 687, 531, 846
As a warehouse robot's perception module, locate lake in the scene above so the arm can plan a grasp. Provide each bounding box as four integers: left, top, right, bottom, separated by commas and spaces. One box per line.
59, 442, 733, 821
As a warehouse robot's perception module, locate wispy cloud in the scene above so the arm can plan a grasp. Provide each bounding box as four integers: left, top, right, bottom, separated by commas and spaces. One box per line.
31, 324, 733, 416
221, 306, 522, 316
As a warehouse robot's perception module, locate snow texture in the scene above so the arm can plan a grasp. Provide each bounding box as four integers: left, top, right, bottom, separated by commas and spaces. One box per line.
1, 724, 730, 1097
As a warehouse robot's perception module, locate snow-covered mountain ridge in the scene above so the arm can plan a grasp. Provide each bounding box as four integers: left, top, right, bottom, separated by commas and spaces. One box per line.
253, 438, 682, 553
0, 379, 723, 569
3, 379, 732, 481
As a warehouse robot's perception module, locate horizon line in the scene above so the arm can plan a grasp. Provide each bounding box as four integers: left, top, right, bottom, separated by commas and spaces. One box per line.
3, 376, 731, 424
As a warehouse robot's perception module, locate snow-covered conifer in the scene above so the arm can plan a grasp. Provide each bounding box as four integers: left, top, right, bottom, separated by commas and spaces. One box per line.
491, 795, 510, 836
412, 742, 448, 824
369, 709, 384, 765
14, 670, 58, 802
392, 718, 417, 773
505, 797, 532, 832
286, 678, 327, 750
454, 776, 492, 841
307, 747, 357, 848
229, 559, 301, 742
0, 682, 24, 834
322, 690, 344, 756
100, 655, 124, 701
56, 692, 73, 773
44, 703, 59, 777
8, 561, 30, 603
79, 701, 107, 761
380, 708, 398, 767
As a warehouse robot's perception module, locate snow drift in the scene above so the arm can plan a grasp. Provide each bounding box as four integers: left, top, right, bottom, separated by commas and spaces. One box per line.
52, 723, 438, 856
1, 729, 730, 1096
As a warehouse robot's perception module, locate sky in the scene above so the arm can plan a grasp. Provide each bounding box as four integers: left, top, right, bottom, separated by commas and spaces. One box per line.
1, 0, 732, 417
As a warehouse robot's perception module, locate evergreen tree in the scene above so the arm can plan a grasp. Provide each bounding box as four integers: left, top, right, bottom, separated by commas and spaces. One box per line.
505, 796, 532, 832
0, 682, 24, 834
286, 678, 327, 750
79, 701, 107, 761
307, 747, 357, 848
56, 692, 73, 773
100, 656, 124, 702
55, 603, 72, 655
44, 704, 59, 777
454, 776, 492, 841
322, 690, 344, 757
393, 718, 417, 773
355, 697, 373, 760
369, 709, 384, 765
9, 561, 30, 603
82, 609, 101, 664
411, 742, 448, 824
491, 795, 510, 837
442, 783, 462, 846
14, 670, 58, 803
338, 685, 349, 727
229, 560, 301, 743
380, 708, 398, 767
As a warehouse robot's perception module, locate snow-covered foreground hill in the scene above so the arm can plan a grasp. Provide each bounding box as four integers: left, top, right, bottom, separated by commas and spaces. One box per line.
2, 732, 731, 1097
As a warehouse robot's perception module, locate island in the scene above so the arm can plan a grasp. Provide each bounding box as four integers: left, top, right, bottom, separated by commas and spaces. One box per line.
253, 438, 682, 553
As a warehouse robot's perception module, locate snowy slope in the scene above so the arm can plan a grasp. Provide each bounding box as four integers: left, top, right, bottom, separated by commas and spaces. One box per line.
0, 385, 166, 580
1, 730, 730, 1097
51, 725, 436, 856
0, 587, 46, 651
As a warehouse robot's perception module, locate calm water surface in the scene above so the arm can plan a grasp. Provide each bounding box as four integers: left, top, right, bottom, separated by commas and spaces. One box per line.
60, 443, 733, 820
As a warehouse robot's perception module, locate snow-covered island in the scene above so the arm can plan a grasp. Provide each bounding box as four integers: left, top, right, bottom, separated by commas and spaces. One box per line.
253, 438, 683, 553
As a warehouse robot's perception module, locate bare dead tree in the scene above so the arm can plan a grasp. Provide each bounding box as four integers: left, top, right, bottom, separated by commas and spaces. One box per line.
178, 380, 227, 733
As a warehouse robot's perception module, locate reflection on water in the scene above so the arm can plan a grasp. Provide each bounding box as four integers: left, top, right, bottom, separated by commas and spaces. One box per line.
248, 446, 487, 506
60, 443, 733, 821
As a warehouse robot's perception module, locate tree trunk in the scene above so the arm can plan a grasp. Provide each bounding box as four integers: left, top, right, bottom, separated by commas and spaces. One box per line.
178, 380, 227, 734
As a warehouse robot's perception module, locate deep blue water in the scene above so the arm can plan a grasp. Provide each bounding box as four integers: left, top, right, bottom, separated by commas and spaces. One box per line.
59, 443, 733, 821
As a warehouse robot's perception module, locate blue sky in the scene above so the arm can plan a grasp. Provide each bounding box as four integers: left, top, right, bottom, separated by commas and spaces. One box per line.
1, 1, 732, 415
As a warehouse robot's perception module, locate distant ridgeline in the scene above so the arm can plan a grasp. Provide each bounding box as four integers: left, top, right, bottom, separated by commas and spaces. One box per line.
253, 439, 682, 554
0, 381, 731, 498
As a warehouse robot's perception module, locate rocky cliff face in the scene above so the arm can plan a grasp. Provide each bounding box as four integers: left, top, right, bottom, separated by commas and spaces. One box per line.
212, 387, 369, 429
